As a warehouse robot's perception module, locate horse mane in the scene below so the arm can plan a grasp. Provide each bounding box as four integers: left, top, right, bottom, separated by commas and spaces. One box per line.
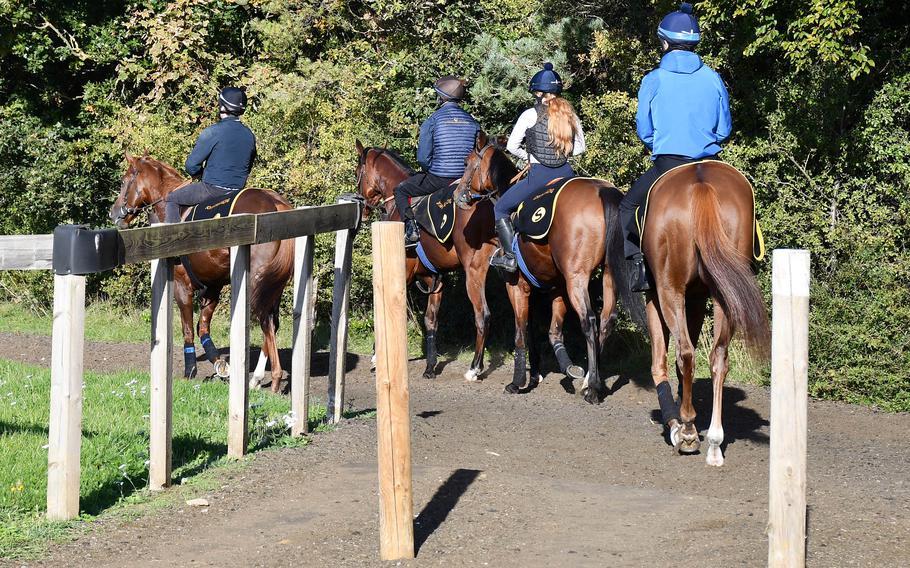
137, 156, 186, 189
489, 146, 518, 194
367, 147, 416, 176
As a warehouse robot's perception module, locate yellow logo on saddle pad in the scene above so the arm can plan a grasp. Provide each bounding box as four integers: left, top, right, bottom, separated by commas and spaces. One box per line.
515, 177, 602, 240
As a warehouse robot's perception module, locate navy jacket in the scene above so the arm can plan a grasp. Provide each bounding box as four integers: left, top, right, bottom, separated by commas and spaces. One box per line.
185, 116, 257, 189
636, 50, 731, 159
416, 102, 480, 178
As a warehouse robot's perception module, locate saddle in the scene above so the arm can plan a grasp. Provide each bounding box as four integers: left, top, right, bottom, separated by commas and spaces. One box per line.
412, 183, 457, 243
187, 188, 248, 221
634, 162, 765, 261
514, 177, 601, 239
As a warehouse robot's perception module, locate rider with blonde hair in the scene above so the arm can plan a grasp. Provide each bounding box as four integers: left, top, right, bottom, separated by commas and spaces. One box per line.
492, 63, 586, 272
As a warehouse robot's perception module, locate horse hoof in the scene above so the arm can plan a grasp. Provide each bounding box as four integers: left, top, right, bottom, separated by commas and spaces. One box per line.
706, 445, 724, 467
679, 438, 701, 454
213, 359, 230, 379
463, 368, 481, 381
423, 371, 436, 380
184, 366, 197, 379
504, 384, 520, 395
565, 365, 584, 380
581, 387, 603, 405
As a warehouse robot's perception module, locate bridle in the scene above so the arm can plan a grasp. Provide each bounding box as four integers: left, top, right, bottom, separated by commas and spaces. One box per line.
113, 169, 163, 223
456, 142, 498, 208
357, 148, 402, 221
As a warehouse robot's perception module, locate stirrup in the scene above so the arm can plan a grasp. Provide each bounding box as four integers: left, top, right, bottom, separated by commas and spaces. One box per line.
490, 250, 517, 272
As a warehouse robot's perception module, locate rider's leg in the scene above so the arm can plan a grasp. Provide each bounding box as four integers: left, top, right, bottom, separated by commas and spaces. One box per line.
491, 168, 542, 272
164, 182, 216, 223
393, 174, 427, 244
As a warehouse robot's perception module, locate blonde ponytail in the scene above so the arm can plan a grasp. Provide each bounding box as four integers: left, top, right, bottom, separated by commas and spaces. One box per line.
545, 95, 578, 158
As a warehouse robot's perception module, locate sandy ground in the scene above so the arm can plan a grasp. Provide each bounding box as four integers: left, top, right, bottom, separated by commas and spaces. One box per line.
1, 331, 908, 568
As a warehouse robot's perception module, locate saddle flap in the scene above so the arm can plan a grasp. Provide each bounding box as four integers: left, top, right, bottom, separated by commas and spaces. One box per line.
413, 184, 457, 243
188, 188, 249, 222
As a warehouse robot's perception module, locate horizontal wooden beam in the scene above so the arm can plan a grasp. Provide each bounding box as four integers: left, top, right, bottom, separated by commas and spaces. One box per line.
254, 202, 360, 244
120, 215, 256, 264
0, 234, 53, 270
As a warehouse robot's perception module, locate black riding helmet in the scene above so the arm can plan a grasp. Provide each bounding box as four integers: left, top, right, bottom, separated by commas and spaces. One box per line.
433, 76, 466, 101
219, 87, 247, 115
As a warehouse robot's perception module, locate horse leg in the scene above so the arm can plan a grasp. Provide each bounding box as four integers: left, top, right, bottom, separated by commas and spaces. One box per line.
175, 274, 197, 378
549, 293, 584, 380
261, 308, 283, 393
646, 294, 679, 445
666, 291, 701, 453
422, 276, 442, 380
504, 278, 531, 394
198, 288, 228, 378
567, 277, 603, 404
706, 303, 732, 466
598, 267, 619, 354
463, 258, 491, 381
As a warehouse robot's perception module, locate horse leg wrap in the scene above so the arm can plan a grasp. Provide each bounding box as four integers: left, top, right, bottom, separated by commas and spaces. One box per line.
183, 344, 197, 378
552, 341, 572, 373
425, 332, 437, 364
511, 348, 527, 389
656, 381, 680, 424
200, 334, 219, 364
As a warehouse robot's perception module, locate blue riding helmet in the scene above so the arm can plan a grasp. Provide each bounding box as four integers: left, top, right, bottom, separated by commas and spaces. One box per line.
528, 62, 563, 94
219, 87, 247, 115
657, 2, 701, 45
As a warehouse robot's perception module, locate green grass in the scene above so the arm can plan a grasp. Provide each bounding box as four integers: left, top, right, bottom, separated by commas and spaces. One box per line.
0, 358, 328, 560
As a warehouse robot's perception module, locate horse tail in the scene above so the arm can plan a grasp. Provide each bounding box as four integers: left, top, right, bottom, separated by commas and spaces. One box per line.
601, 185, 647, 330
692, 181, 770, 359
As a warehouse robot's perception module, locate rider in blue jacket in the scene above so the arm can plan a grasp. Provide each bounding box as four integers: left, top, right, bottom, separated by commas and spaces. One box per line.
394, 76, 480, 245
165, 87, 257, 223
620, 2, 732, 291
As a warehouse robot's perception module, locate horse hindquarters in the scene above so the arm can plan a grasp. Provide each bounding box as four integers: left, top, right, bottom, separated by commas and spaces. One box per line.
250, 238, 295, 392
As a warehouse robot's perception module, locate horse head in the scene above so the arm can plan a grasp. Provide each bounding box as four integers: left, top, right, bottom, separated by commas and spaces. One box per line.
455, 131, 514, 211
110, 153, 175, 229
354, 140, 412, 221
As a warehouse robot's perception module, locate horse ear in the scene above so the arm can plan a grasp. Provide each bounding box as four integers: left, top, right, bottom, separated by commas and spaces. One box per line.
142, 148, 150, 158
355, 139, 365, 155
495, 135, 508, 148
124, 152, 135, 165
475, 130, 488, 151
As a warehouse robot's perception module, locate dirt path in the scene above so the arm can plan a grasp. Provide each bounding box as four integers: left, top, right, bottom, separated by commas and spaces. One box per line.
1, 331, 908, 567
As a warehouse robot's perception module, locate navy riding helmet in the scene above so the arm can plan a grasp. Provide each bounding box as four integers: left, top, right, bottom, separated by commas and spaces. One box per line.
657, 2, 701, 45
219, 87, 247, 115
529, 62, 563, 94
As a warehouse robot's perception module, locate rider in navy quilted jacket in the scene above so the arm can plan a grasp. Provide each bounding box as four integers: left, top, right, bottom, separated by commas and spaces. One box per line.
394, 76, 480, 246
620, 2, 731, 291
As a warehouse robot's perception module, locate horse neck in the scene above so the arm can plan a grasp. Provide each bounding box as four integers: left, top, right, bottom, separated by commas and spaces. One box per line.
374, 152, 412, 199
146, 162, 186, 222
491, 150, 519, 194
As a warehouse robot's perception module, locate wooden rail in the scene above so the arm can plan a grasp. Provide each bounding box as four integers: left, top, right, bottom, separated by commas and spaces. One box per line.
0, 234, 53, 270
3, 199, 361, 520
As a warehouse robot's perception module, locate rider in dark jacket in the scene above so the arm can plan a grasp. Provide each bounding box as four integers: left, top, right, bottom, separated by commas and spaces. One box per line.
164, 87, 257, 223
394, 76, 480, 245
620, 2, 731, 291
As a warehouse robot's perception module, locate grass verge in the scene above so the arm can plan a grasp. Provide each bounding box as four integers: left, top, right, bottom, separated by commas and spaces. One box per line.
0, 358, 328, 561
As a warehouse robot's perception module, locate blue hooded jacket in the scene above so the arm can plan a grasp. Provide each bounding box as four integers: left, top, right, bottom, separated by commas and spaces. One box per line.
635, 50, 731, 160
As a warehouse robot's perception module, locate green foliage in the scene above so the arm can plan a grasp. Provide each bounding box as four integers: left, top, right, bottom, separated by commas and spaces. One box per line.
1, 0, 909, 409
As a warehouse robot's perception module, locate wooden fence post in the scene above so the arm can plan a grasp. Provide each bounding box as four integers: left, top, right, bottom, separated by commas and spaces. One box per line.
291, 234, 316, 436
47, 273, 86, 520
768, 249, 811, 568
372, 221, 415, 560
327, 199, 355, 423
149, 255, 174, 490
228, 244, 251, 458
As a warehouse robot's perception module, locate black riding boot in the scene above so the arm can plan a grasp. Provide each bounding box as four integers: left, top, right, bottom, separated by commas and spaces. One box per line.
490, 218, 518, 273
404, 218, 420, 247
629, 253, 651, 292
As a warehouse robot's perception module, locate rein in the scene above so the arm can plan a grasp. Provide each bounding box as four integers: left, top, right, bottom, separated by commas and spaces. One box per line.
457, 142, 498, 207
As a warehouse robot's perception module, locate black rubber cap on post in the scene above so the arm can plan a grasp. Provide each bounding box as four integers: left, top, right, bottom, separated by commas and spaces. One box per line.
52, 224, 125, 275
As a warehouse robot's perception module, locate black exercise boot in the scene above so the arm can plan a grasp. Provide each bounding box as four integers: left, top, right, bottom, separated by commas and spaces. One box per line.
629, 253, 651, 292
490, 218, 518, 273
404, 219, 420, 247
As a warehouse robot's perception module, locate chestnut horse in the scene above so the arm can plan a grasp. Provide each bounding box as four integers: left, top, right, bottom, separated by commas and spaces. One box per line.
642, 161, 770, 466
110, 154, 295, 392
354, 140, 497, 380
456, 133, 643, 403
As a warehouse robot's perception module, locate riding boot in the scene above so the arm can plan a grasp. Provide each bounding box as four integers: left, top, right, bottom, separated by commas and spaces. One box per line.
629, 253, 651, 292
490, 218, 518, 273
404, 218, 420, 247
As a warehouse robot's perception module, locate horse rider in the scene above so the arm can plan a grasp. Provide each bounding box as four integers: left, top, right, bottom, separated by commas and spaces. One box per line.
620, 1, 732, 291
491, 62, 587, 272
394, 76, 480, 246
164, 87, 257, 223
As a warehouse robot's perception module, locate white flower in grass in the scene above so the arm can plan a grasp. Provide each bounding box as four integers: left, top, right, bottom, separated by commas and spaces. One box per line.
283, 412, 297, 428
118, 464, 127, 471
266, 420, 278, 428
41, 444, 49, 450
